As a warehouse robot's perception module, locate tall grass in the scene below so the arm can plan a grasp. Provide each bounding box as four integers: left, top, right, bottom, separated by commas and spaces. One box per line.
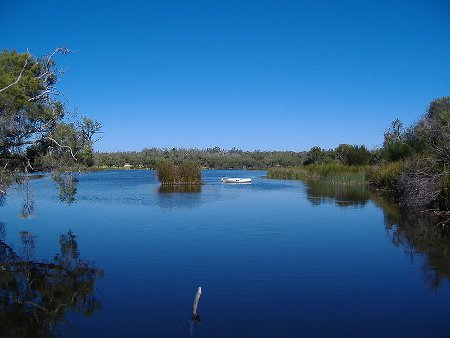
367, 161, 404, 191
268, 164, 369, 185
157, 160, 201, 185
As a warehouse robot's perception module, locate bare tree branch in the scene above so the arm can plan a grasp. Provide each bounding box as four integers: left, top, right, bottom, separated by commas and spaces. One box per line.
45, 137, 78, 161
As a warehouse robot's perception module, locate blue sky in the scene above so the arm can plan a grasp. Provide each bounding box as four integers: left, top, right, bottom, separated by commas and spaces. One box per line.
2, 0, 449, 151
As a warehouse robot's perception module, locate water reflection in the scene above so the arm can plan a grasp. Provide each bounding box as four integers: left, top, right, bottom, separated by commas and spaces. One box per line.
372, 194, 450, 289
156, 185, 202, 209
52, 172, 78, 205
0, 228, 103, 336
304, 180, 450, 288
0, 172, 79, 218
0, 223, 5, 241
158, 185, 201, 193
19, 182, 35, 219
18, 231, 36, 261
305, 180, 370, 207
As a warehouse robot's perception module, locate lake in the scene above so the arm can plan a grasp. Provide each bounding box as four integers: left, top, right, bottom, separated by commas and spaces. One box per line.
1, 170, 449, 337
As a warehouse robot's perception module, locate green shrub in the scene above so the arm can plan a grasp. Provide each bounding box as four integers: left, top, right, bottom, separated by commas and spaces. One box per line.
335, 144, 371, 165
368, 161, 404, 191
383, 142, 413, 161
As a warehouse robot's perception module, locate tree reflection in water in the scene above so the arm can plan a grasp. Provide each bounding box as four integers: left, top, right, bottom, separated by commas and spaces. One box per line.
3, 173, 80, 219
19, 182, 35, 219
305, 179, 370, 208
157, 185, 202, 209
0, 229, 103, 337
158, 185, 201, 193
305, 181, 450, 289
52, 172, 79, 205
0, 194, 5, 208
373, 194, 450, 289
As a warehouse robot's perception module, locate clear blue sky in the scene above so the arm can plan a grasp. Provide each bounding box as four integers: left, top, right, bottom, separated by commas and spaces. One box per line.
2, 0, 449, 151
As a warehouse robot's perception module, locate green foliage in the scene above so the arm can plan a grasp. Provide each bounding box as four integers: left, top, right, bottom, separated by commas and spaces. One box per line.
156, 160, 201, 185
268, 164, 368, 185
383, 142, 413, 161
335, 144, 371, 165
382, 119, 413, 161
156, 160, 177, 184
368, 161, 404, 191
177, 161, 201, 183
410, 96, 450, 164
303, 146, 334, 165
0, 49, 101, 179
94, 147, 306, 169
427, 96, 450, 124
372, 97, 450, 209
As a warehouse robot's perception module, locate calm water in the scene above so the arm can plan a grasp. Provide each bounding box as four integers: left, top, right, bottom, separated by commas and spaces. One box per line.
1, 170, 449, 337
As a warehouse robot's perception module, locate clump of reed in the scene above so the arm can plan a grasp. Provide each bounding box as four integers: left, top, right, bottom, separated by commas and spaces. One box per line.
367, 161, 405, 191
268, 163, 369, 185
156, 160, 201, 185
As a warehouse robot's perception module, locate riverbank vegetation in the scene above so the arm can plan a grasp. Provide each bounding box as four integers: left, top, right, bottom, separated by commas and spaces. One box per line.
369, 97, 449, 209
156, 161, 201, 185
268, 97, 450, 211
268, 164, 368, 185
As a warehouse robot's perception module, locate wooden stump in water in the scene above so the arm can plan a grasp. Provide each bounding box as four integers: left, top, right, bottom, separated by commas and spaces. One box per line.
192, 287, 202, 322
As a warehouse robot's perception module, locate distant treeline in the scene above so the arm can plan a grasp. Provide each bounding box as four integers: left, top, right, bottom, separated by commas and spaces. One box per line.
94, 147, 307, 169
94, 145, 381, 170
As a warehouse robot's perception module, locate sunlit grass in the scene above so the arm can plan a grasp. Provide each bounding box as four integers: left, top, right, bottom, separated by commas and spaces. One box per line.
268, 164, 369, 185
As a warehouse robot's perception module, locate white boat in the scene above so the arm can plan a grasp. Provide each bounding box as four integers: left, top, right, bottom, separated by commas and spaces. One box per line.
221, 177, 252, 183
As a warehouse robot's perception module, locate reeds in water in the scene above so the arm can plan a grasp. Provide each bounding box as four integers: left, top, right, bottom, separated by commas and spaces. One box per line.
156, 160, 201, 185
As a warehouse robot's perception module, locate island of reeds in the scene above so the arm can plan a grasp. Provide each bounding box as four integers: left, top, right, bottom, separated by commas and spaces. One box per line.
156, 160, 201, 186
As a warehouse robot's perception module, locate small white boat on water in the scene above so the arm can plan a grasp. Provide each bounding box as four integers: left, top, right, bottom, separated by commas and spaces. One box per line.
221, 177, 252, 184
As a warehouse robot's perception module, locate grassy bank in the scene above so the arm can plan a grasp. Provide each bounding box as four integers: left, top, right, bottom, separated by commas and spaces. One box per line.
268, 164, 369, 185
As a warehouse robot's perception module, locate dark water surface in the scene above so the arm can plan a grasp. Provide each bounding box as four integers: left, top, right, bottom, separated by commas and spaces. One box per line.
1, 170, 449, 337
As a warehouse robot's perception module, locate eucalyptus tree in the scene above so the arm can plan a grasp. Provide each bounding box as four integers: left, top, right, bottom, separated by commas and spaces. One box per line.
0, 48, 101, 195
